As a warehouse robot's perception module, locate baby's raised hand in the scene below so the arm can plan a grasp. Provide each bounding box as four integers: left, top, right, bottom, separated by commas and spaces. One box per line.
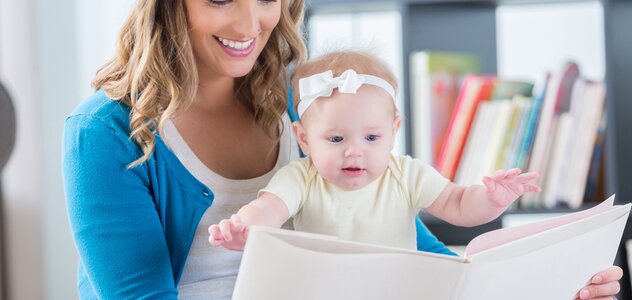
208, 214, 249, 251
482, 168, 541, 207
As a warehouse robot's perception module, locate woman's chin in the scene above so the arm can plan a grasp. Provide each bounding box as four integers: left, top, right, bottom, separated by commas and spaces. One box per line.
229, 65, 257, 79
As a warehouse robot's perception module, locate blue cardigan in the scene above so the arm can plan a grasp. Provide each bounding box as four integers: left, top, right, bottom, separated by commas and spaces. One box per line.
63, 90, 454, 299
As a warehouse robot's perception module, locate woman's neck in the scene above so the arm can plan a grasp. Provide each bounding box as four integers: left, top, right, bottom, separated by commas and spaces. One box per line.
193, 75, 238, 113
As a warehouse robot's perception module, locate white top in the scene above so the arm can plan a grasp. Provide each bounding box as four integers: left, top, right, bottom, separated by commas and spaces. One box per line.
260, 155, 449, 250
162, 114, 299, 300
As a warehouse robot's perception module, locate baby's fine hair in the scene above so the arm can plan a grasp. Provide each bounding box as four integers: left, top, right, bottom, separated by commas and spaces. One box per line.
291, 51, 398, 112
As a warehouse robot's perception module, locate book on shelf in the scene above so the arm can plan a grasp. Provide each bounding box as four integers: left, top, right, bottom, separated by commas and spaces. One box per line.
520, 63, 606, 209
513, 74, 549, 172
435, 75, 495, 180
232, 195, 629, 300
452, 97, 493, 185
409, 51, 480, 165
556, 80, 606, 208
500, 95, 533, 170
448, 79, 534, 185
583, 110, 608, 204
489, 79, 535, 101
521, 62, 580, 208
454, 99, 514, 185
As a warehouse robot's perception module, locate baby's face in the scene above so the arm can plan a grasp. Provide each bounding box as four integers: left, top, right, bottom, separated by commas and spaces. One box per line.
297, 86, 400, 190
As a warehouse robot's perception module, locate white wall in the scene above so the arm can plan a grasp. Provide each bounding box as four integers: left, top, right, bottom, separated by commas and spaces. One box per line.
0, 0, 45, 299
497, 1, 605, 81
0, 0, 133, 299
36, 1, 81, 298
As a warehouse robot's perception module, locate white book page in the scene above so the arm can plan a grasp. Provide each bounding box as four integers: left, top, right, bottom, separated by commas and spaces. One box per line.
458, 205, 629, 300
465, 195, 615, 256
233, 227, 468, 300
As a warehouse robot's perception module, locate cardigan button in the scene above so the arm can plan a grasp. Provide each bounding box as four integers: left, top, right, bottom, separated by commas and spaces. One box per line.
202, 191, 210, 197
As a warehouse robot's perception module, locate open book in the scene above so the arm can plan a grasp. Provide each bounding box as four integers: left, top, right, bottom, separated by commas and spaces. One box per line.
232, 195, 629, 300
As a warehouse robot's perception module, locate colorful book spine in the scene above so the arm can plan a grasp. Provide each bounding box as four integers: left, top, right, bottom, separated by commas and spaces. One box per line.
436, 75, 495, 180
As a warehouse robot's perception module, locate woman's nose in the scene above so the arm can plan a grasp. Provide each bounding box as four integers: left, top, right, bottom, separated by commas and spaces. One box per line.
233, 1, 261, 38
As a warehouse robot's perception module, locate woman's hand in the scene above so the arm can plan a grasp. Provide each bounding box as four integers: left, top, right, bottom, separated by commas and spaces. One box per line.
575, 266, 623, 299
208, 214, 249, 251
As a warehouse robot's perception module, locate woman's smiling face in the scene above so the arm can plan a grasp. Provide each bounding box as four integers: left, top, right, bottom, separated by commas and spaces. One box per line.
184, 0, 281, 79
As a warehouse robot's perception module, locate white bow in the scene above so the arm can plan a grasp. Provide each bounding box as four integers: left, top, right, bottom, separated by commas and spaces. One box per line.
297, 69, 396, 117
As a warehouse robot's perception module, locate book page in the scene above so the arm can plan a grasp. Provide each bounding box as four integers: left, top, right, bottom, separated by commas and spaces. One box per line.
458, 201, 629, 299
465, 195, 615, 256
233, 226, 468, 300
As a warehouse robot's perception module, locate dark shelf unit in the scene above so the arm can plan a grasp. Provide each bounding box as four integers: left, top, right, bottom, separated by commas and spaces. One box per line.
306, 0, 632, 297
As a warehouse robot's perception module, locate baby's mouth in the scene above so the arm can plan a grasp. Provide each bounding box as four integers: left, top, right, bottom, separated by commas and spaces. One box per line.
342, 167, 364, 177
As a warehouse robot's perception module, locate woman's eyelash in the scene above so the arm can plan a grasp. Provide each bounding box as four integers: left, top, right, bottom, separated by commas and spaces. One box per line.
207, 0, 230, 6
208, 0, 276, 6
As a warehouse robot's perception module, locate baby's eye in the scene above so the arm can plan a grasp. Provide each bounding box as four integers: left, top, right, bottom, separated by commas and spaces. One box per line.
366, 134, 379, 142
328, 136, 344, 143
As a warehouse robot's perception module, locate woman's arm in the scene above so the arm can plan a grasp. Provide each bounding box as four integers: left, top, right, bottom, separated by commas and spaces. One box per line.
63, 114, 177, 299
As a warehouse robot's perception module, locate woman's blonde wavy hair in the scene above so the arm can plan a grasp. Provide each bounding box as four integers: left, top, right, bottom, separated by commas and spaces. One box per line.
93, 0, 307, 167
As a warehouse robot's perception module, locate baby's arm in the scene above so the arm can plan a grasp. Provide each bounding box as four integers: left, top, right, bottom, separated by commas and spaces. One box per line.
208, 192, 290, 251
425, 168, 540, 227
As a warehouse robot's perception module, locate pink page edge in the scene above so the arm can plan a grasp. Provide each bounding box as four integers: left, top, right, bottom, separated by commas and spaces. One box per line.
465, 195, 615, 257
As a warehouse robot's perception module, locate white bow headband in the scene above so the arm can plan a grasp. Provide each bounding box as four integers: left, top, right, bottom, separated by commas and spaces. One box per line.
297, 69, 396, 117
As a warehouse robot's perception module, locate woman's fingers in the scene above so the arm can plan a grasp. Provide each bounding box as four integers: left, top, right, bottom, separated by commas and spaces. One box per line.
575, 266, 623, 299
576, 281, 621, 299
592, 266, 624, 284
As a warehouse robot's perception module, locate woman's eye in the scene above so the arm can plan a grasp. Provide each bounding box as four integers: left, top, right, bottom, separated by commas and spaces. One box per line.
328, 136, 344, 143
366, 135, 379, 142
208, 0, 231, 6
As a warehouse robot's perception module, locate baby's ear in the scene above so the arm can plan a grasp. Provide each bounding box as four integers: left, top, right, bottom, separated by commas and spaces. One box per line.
292, 121, 310, 155
392, 116, 402, 135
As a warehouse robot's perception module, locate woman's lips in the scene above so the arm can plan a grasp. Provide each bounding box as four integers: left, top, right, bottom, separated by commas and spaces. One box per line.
214, 36, 256, 58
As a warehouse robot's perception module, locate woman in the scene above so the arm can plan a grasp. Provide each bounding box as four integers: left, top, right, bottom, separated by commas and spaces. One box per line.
62, 0, 622, 299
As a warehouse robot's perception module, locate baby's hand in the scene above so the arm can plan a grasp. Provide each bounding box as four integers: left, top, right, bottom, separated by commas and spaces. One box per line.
208, 214, 249, 251
482, 168, 541, 207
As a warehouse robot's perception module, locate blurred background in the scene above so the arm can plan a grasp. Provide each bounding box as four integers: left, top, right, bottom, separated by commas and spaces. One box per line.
0, 0, 629, 299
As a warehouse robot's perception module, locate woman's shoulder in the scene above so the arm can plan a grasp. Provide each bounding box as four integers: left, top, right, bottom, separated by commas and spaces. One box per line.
66, 90, 132, 136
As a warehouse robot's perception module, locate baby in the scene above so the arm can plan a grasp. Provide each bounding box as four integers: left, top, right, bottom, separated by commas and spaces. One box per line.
209, 51, 540, 251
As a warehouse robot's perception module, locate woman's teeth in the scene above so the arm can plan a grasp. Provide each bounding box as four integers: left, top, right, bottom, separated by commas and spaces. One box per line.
217, 37, 254, 50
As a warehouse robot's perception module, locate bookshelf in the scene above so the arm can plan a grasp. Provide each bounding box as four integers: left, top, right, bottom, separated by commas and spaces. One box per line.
305, 0, 632, 297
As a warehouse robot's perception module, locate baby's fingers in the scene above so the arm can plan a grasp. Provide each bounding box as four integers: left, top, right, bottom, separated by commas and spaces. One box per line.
218, 219, 235, 242
505, 168, 521, 178
482, 176, 497, 192
490, 168, 521, 181
230, 214, 244, 228
208, 225, 225, 246
524, 183, 541, 193
516, 171, 539, 182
